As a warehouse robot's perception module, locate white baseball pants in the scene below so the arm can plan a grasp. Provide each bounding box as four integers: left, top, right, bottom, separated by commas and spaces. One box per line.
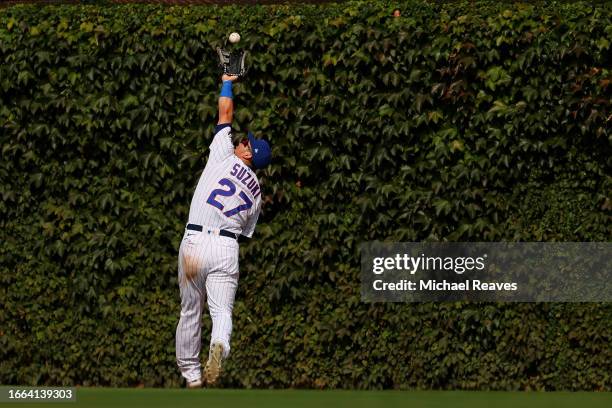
175, 229, 239, 383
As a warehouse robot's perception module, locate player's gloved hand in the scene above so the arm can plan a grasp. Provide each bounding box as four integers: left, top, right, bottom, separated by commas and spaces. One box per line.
217, 47, 248, 78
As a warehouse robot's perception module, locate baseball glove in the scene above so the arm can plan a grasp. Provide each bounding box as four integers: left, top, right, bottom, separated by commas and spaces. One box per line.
216, 47, 248, 77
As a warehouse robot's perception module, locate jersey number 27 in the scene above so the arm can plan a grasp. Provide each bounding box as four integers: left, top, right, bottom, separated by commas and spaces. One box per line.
206, 178, 253, 217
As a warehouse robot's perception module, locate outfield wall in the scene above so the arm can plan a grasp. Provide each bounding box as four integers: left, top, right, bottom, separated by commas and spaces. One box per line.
0, 1, 610, 389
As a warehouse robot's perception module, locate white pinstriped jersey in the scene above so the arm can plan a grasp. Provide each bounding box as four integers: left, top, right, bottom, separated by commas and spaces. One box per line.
187, 127, 262, 237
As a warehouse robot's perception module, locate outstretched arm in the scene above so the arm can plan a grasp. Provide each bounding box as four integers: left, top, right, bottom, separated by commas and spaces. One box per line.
218, 74, 239, 125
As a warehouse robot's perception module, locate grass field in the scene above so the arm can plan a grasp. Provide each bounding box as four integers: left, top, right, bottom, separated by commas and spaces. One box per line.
4, 388, 612, 408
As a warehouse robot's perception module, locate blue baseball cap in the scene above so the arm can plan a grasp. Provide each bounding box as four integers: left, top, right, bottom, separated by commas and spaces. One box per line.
247, 131, 271, 169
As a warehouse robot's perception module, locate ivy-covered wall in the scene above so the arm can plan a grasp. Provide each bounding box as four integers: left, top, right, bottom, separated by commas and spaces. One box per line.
0, 1, 610, 390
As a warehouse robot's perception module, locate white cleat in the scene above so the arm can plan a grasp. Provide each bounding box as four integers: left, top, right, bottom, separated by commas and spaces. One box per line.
204, 343, 224, 385
186, 378, 203, 389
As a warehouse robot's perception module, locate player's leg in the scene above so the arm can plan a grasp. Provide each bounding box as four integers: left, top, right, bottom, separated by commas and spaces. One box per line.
204, 243, 239, 384
175, 235, 207, 386
206, 269, 238, 355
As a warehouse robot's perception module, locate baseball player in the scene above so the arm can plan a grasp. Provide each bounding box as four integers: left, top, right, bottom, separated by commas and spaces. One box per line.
175, 73, 271, 388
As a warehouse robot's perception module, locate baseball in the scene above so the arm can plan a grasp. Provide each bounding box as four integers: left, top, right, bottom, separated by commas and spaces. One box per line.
229, 32, 241, 44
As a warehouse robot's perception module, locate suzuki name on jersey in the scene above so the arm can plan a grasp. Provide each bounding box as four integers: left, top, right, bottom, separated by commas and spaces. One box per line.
230, 163, 261, 199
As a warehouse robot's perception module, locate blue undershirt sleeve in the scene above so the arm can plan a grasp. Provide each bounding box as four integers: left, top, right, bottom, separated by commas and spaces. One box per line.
215, 123, 231, 134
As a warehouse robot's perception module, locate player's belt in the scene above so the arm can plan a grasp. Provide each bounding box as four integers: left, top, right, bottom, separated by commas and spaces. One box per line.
186, 223, 238, 240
